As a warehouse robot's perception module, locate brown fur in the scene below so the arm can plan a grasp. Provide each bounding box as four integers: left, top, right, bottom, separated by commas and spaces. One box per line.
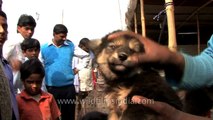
88, 31, 183, 120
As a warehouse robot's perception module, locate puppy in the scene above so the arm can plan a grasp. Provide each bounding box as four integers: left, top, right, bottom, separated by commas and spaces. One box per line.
88, 31, 182, 120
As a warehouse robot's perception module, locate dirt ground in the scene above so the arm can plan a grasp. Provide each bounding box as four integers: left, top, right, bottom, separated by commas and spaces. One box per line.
75, 83, 109, 120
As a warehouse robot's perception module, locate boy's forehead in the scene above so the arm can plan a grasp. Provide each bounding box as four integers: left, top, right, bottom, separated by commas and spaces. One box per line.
23, 25, 34, 29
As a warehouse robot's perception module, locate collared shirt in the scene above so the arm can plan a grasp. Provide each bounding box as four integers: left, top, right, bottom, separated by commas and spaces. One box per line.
1, 57, 20, 120
3, 33, 25, 94
40, 39, 75, 87
3, 33, 25, 62
16, 90, 61, 120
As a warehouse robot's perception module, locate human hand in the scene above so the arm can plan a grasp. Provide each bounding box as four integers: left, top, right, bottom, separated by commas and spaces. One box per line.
108, 31, 184, 80
73, 68, 79, 75
131, 95, 211, 120
107, 31, 168, 66
9, 58, 22, 71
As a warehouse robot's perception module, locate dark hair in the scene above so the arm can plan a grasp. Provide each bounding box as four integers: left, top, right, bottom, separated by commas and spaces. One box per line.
53, 24, 68, 34
79, 38, 90, 46
17, 14, 36, 27
0, 11, 7, 19
21, 38, 40, 51
20, 59, 45, 81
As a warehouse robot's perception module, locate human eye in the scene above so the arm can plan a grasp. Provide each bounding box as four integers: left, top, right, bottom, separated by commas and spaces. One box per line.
2, 23, 7, 30
26, 80, 34, 84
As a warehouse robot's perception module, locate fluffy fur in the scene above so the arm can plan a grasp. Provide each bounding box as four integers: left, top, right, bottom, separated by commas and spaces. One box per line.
88, 31, 183, 120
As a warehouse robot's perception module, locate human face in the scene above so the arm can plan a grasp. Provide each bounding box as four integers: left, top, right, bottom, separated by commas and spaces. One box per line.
0, 16, 8, 48
23, 73, 43, 96
79, 44, 89, 53
17, 25, 34, 39
53, 33, 67, 46
23, 48, 40, 59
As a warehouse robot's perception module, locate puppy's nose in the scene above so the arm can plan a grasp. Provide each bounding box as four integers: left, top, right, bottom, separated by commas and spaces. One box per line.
118, 52, 128, 61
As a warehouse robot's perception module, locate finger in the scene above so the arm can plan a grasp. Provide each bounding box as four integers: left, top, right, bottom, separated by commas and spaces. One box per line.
107, 31, 138, 41
131, 95, 173, 114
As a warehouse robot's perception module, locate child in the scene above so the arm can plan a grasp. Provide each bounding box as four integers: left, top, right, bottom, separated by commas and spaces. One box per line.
13, 38, 41, 94
20, 38, 40, 60
16, 59, 61, 120
21, 38, 47, 91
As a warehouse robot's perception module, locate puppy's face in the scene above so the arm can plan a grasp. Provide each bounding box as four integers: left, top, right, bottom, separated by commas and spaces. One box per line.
89, 33, 144, 81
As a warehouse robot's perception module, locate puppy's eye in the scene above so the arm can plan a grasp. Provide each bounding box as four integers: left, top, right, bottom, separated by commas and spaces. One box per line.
107, 43, 116, 50
133, 44, 141, 52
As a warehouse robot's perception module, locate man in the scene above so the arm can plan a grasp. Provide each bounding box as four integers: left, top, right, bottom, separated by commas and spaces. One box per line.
0, 10, 19, 120
3, 14, 36, 94
40, 24, 76, 120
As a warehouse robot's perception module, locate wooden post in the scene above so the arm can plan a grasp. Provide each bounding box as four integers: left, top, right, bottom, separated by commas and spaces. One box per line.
196, 14, 200, 54
0, 0, 2, 10
165, 0, 177, 52
140, 0, 146, 37
134, 13, 138, 33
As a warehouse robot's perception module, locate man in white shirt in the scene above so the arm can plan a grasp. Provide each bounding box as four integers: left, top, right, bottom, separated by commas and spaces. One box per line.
3, 14, 36, 94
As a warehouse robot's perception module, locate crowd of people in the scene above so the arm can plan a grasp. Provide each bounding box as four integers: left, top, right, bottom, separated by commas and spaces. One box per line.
0, 11, 95, 120
0, 7, 213, 120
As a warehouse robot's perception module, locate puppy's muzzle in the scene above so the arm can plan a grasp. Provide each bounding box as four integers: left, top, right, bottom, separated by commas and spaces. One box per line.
118, 52, 128, 61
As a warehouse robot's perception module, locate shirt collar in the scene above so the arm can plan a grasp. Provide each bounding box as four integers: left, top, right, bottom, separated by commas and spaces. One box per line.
47, 39, 70, 47
20, 90, 50, 100
1, 57, 9, 64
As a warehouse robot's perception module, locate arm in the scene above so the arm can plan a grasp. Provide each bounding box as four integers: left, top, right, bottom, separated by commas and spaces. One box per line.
3, 41, 23, 71
74, 47, 90, 70
179, 34, 213, 89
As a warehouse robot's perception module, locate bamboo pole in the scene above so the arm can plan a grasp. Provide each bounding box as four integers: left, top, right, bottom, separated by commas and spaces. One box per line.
165, 0, 177, 52
140, 0, 146, 37
134, 13, 138, 33
62, 9, 64, 24
196, 14, 200, 54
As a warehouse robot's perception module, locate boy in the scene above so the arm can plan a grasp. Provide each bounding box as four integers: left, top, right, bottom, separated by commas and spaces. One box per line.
20, 38, 47, 91
16, 58, 61, 120
20, 38, 40, 60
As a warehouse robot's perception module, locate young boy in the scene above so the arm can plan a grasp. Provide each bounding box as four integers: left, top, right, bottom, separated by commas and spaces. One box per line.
20, 38, 47, 91
16, 59, 61, 120
21, 38, 40, 60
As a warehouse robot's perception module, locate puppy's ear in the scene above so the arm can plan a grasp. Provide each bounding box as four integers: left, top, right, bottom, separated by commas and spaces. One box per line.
88, 39, 102, 54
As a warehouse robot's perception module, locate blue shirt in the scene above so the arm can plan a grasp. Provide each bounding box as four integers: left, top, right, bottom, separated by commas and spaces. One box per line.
41, 40, 75, 87
179, 34, 213, 89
